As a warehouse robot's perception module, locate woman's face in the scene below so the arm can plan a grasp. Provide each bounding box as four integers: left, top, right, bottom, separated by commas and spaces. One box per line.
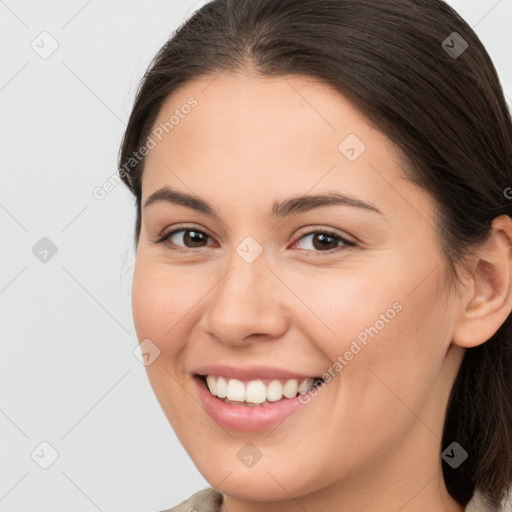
132, 71, 466, 508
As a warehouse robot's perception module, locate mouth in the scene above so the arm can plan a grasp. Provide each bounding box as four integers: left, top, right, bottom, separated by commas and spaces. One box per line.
195, 373, 325, 407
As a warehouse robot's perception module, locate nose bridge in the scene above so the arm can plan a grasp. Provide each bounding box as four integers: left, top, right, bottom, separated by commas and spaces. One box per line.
202, 238, 286, 344
217, 232, 271, 302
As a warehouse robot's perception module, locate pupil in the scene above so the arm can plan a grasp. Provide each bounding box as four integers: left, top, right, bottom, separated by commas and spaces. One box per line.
313, 233, 337, 251
185, 230, 205, 247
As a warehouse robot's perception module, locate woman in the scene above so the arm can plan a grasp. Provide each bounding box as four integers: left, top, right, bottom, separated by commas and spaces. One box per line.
118, 0, 512, 510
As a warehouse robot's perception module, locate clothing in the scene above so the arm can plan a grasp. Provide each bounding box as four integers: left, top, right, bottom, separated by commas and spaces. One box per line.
160, 486, 492, 512
162, 487, 222, 512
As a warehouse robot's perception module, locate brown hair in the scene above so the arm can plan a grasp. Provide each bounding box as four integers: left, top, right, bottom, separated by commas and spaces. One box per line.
118, 0, 512, 508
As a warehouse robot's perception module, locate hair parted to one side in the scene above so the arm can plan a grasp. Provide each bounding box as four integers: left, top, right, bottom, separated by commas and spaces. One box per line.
118, 0, 512, 509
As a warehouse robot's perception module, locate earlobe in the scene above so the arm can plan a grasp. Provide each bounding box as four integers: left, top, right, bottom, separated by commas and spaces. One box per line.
452, 214, 512, 349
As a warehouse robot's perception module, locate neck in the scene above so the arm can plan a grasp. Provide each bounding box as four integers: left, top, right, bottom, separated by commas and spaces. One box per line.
218, 469, 465, 512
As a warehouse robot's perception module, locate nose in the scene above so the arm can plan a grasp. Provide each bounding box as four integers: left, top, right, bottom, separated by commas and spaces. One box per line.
199, 253, 288, 346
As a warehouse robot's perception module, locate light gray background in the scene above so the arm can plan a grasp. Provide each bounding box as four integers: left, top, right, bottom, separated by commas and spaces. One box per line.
1, 1, 511, 511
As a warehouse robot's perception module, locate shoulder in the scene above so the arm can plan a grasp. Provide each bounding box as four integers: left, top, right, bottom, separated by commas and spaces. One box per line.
157, 487, 223, 512
464, 489, 510, 512
464, 492, 480, 512
156, 487, 504, 512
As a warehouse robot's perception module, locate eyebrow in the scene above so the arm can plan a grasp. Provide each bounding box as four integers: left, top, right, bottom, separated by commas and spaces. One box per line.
143, 186, 383, 218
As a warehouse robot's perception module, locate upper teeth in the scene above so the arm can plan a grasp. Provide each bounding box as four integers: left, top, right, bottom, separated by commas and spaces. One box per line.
205, 375, 318, 404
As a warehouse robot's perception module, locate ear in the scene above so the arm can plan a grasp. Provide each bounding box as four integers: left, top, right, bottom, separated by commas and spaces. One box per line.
452, 214, 512, 348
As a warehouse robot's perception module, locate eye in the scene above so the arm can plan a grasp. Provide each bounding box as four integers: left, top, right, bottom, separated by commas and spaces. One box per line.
154, 226, 357, 255
154, 226, 214, 252
290, 229, 356, 254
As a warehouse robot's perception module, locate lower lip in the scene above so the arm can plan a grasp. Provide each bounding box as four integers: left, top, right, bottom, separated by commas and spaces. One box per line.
193, 375, 317, 432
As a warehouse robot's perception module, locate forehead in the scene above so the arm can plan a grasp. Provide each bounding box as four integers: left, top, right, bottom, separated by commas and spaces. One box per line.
148, 71, 379, 154
141, 71, 431, 225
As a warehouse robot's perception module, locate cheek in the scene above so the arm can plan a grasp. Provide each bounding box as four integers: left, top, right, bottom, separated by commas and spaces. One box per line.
297, 266, 443, 386
131, 257, 196, 410
293, 268, 399, 353
131, 256, 194, 347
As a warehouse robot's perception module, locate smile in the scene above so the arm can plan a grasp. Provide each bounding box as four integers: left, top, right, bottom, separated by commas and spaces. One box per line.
201, 374, 324, 406
193, 372, 327, 432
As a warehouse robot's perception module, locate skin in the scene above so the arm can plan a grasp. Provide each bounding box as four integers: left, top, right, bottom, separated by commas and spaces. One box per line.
131, 70, 512, 512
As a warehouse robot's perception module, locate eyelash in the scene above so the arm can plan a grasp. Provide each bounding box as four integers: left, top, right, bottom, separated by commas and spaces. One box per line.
153, 225, 357, 255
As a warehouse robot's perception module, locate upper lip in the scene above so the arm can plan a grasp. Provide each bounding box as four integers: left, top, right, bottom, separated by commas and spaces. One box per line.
193, 364, 323, 381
